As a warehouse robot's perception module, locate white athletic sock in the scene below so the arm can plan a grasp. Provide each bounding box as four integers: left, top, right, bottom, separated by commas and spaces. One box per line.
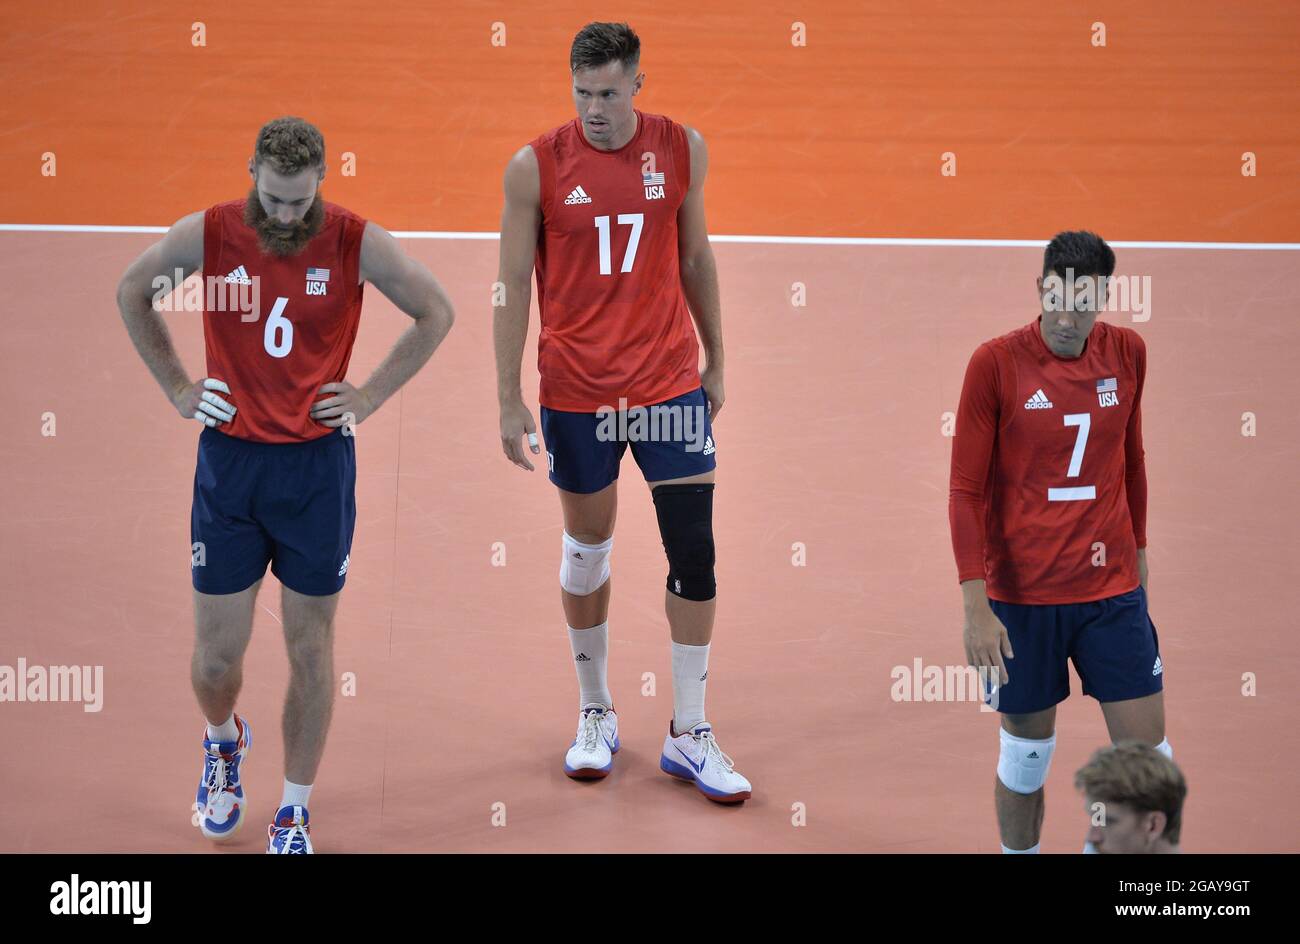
1002, 842, 1041, 854
568, 622, 612, 709
280, 779, 312, 811
1083, 841, 1098, 853
207, 714, 238, 743
670, 641, 710, 735
1154, 738, 1173, 760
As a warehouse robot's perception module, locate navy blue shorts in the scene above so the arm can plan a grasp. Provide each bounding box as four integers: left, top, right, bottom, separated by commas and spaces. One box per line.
540, 386, 716, 494
987, 586, 1163, 715
191, 427, 356, 596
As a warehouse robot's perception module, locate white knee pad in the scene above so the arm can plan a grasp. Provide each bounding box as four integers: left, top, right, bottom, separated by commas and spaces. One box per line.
560, 532, 613, 597
1154, 738, 1173, 760
997, 728, 1057, 795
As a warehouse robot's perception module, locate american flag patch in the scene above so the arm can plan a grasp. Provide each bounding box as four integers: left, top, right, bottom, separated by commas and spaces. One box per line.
306, 267, 330, 282
642, 171, 665, 186
1096, 377, 1118, 393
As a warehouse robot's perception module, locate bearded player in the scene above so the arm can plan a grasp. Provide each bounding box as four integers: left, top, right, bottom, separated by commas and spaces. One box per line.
493, 22, 750, 803
949, 231, 1170, 853
116, 117, 455, 852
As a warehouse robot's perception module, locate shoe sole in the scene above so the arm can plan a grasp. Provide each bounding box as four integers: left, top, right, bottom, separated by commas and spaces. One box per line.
199, 724, 252, 842
564, 734, 619, 780
660, 754, 750, 804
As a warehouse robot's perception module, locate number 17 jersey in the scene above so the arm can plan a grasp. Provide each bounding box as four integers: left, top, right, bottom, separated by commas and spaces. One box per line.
948, 318, 1149, 605
529, 109, 701, 412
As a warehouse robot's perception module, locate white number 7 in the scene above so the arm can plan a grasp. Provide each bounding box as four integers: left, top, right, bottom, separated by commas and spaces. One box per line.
594, 213, 644, 275
1048, 413, 1096, 501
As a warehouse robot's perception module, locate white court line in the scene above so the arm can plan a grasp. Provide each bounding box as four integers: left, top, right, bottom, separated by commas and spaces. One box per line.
1, 223, 1297, 250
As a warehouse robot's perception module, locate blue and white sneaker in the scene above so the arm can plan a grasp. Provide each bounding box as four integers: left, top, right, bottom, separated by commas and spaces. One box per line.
563, 705, 620, 780
267, 804, 314, 854
660, 720, 752, 804
196, 714, 252, 841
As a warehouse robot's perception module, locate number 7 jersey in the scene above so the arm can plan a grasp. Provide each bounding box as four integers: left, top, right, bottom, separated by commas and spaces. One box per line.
948, 317, 1149, 605
529, 109, 701, 411
201, 199, 367, 442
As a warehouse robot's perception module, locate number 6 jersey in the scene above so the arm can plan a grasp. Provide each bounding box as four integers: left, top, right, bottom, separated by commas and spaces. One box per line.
529, 109, 701, 412
201, 199, 368, 442
949, 317, 1149, 604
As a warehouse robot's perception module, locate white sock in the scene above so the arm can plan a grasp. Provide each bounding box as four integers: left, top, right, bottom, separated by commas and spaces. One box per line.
1154, 738, 1173, 760
1002, 842, 1040, 854
207, 714, 238, 743
280, 779, 312, 810
1083, 841, 1098, 853
671, 641, 710, 735
568, 622, 612, 709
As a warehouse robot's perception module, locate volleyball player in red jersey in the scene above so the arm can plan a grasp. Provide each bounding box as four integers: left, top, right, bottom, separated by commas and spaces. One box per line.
493, 23, 750, 803
117, 117, 455, 852
949, 232, 1170, 853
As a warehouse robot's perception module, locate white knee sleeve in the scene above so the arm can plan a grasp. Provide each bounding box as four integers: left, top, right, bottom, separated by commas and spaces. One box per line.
560, 532, 613, 597
997, 728, 1056, 795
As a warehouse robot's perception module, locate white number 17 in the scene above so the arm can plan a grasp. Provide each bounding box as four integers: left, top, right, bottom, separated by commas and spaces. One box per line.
594, 213, 644, 275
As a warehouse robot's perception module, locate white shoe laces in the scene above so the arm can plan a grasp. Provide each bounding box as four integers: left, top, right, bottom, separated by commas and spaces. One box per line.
203, 751, 232, 806
577, 709, 605, 752
274, 821, 310, 854
696, 731, 736, 773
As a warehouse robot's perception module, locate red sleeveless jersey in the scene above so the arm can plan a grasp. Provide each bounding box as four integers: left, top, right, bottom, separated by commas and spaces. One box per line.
949, 318, 1149, 605
201, 199, 367, 442
529, 110, 701, 411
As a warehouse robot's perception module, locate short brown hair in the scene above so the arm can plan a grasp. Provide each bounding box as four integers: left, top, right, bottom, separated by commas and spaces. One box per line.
253, 117, 325, 176
570, 22, 640, 74
1075, 742, 1187, 844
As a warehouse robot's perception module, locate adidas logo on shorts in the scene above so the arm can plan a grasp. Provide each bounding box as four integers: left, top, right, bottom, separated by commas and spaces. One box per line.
337, 554, 350, 577
1024, 388, 1054, 410
1153, 656, 1163, 676
564, 185, 593, 205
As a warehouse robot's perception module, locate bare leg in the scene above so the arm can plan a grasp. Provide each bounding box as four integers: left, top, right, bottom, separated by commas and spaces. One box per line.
995, 707, 1056, 851
191, 580, 261, 726
280, 584, 340, 785
1100, 691, 1165, 745
557, 481, 618, 629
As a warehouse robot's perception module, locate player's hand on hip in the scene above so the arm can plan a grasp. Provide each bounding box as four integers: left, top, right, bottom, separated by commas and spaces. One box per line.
701, 364, 724, 421
311, 381, 374, 429
499, 396, 539, 471
175, 378, 237, 428
964, 602, 1014, 686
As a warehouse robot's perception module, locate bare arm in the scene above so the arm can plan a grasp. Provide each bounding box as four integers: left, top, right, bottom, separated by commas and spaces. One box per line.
116, 211, 236, 425
493, 145, 542, 470
311, 221, 455, 429
677, 126, 724, 417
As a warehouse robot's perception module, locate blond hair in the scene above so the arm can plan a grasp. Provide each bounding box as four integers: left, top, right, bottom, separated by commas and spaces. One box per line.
1075, 741, 1187, 844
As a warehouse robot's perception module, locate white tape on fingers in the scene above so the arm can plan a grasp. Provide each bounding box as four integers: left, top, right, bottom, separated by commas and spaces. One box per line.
197, 400, 233, 422
194, 410, 216, 427
203, 378, 231, 394
202, 391, 235, 414
527, 433, 539, 448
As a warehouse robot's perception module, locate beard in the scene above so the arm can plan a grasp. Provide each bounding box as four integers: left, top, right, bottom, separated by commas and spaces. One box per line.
243, 187, 325, 257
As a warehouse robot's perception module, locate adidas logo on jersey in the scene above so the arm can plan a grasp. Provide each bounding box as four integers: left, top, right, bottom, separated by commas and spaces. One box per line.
564, 185, 593, 205
1024, 389, 1054, 410
224, 265, 252, 285
338, 554, 350, 577
1153, 656, 1163, 676
702, 435, 715, 456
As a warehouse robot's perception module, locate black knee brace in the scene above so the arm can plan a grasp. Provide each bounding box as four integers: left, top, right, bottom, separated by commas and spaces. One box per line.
651, 483, 716, 601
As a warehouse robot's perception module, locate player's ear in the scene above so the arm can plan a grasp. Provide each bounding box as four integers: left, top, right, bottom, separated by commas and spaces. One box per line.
248, 158, 256, 182
317, 163, 326, 185
633, 71, 644, 94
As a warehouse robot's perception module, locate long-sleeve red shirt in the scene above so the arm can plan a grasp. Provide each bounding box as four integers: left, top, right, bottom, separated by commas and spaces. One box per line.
949, 317, 1148, 604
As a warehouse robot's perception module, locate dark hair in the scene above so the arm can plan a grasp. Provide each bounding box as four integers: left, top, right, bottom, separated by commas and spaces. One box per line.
253, 116, 325, 176
570, 22, 640, 74
1042, 230, 1115, 279
1075, 742, 1187, 845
